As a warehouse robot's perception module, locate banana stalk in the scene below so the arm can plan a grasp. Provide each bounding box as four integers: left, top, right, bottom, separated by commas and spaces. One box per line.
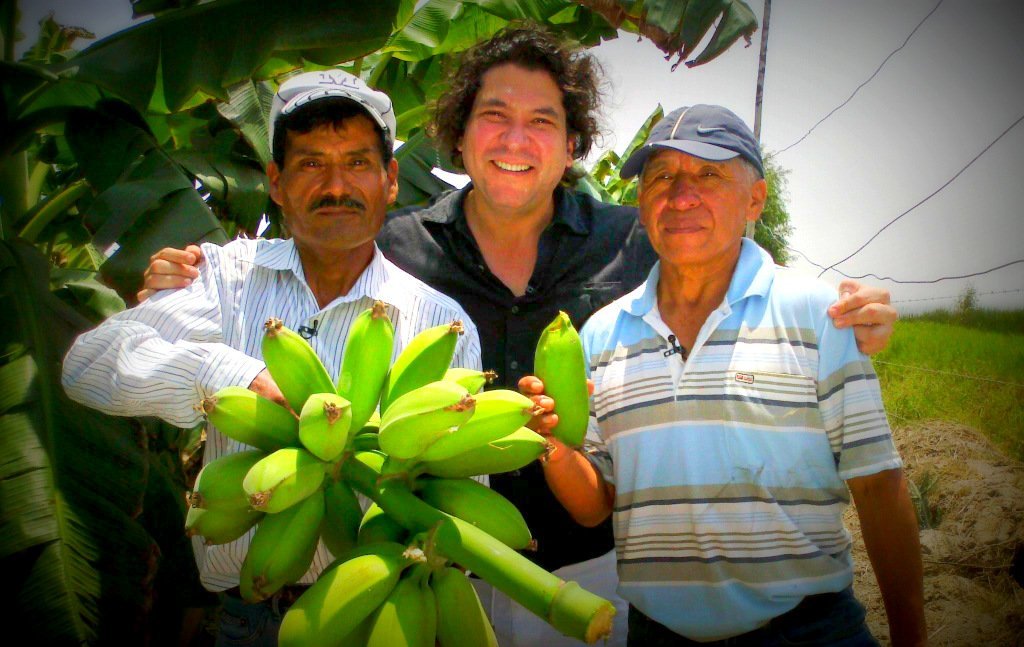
341, 458, 615, 644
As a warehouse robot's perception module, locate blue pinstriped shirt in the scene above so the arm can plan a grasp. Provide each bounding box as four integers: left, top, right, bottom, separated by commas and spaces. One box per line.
62, 237, 481, 590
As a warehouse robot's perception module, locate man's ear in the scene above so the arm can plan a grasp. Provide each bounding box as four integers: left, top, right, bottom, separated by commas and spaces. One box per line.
386, 157, 400, 204
747, 177, 768, 222
267, 161, 284, 207
565, 134, 576, 169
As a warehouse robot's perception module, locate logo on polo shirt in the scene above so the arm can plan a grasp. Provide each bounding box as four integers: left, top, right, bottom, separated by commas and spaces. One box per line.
735, 372, 754, 384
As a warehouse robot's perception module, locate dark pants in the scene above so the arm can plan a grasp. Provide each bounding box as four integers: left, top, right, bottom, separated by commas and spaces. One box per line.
215, 586, 309, 647
627, 587, 880, 647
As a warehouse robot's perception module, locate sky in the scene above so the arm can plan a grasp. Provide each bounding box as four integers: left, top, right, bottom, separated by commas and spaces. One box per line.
15, 0, 1024, 313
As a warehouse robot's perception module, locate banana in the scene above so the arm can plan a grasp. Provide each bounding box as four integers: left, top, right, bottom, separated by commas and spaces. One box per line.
358, 502, 409, 546
184, 506, 263, 545
534, 311, 590, 447
420, 427, 549, 479
278, 542, 410, 647
432, 566, 498, 647
239, 490, 324, 603
199, 386, 299, 452
443, 367, 496, 394
365, 564, 437, 647
417, 389, 541, 462
321, 479, 363, 558
242, 447, 326, 513
378, 380, 476, 460
337, 300, 395, 432
261, 317, 336, 412
417, 477, 533, 550
358, 409, 381, 435
351, 432, 380, 452
298, 392, 352, 462
189, 449, 265, 511
380, 320, 464, 412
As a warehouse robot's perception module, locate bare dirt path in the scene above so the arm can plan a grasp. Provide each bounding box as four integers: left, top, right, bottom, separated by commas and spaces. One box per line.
846, 422, 1024, 646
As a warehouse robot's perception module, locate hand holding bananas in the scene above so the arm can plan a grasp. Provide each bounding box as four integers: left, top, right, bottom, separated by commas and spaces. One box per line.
191, 304, 616, 645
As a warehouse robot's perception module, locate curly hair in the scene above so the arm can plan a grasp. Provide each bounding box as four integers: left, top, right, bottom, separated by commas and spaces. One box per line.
430, 24, 604, 184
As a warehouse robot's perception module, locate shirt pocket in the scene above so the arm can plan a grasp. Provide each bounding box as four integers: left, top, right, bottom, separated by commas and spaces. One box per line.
561, 281, 622, 327
718, 370, 834, 487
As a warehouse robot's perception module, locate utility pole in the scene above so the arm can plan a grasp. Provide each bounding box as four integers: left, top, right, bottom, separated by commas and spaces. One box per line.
746, 0, 771, 239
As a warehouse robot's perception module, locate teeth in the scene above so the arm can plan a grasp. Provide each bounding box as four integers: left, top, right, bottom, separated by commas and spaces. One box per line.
494, 161, 531, 172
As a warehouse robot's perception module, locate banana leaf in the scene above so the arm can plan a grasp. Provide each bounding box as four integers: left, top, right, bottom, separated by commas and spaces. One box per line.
0, 238, 156, 644
51, 0, 403, 113
574, 0, 757, 67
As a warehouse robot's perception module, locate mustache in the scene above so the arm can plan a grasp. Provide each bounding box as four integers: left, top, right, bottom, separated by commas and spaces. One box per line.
311, 195, 365, 211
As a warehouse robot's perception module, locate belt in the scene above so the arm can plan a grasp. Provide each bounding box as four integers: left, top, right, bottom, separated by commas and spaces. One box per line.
222, 584, 311, 608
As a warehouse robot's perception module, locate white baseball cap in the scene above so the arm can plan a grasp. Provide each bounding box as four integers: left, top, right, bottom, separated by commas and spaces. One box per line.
268, 69, 396, 151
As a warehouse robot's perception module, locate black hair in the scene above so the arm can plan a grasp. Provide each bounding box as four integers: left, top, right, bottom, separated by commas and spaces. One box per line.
271, 97, 392, 167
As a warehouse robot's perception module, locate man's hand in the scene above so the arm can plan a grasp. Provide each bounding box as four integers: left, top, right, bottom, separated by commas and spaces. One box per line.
247, 369, 293, 414
517, 374, 594, 437
137, 244, 204, 303
828, 280, 898, 356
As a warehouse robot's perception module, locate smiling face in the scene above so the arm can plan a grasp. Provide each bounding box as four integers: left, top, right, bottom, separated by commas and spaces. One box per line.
458, 63, 574, 219
638, 149, 767, 270
267, 114, 398, 258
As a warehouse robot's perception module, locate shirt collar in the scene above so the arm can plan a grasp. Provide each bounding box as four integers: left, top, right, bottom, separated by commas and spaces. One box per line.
418, 185, 589, 235
253, 238, 410, 313
624, 238, 775, 317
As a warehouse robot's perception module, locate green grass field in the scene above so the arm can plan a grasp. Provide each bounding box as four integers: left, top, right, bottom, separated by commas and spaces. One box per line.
873, 309, 1024, 460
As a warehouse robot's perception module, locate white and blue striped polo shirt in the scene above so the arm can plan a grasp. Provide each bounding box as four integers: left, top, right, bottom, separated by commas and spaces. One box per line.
581, 239, 900, 641
63, 237, 481, 591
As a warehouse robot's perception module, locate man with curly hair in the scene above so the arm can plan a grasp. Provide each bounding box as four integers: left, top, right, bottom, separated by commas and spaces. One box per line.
141, 24, 899, 647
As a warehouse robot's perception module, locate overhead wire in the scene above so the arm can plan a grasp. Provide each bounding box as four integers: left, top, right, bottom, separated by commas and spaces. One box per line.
815, 112, 1024, 278
775, 0, 945, 155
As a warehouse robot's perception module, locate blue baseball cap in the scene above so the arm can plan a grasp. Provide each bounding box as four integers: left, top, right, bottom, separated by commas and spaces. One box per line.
620, 104, 764, 179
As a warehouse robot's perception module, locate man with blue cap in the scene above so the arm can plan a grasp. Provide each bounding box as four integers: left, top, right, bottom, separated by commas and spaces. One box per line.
526, 104, 926, 646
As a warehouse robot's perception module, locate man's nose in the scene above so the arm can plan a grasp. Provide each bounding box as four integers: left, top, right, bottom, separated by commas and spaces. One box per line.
499, 120, 529, 149
668, 177, 701, 210
322, 163, 351, 193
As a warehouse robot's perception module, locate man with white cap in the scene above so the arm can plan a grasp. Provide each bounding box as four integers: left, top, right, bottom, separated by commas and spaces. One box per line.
525, 105, 926, 646
61, 69, 481, 645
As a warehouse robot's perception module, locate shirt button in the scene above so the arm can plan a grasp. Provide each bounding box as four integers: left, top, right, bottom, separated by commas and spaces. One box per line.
511, 305, 520, 314
525, 285, 536, 295
510, 360, 519, 370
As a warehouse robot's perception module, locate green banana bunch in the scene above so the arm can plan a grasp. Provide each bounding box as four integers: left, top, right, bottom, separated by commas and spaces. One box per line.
298, 392, 352, 462
420, 427, 549, 479
534, 311, 590, 447
321, 479, 363, 557
365, 564, 437, 647
200, 386, 299, 451
239, 491, 324, 603
432, 566, 498, 647
189, 449, 265, 511
185, 506, 263, 545
261, 317, 336, 412
417, 389, 541, 462
417, 477, 533, 550
378, 380, 476, 460
278, 542, 410, 647
338, 301, 395, 432
443, 367, 496, 394
242, 447, 326, 513
358, 410, 381, 435
380, 320, 464, 412
358, 502, 409, 546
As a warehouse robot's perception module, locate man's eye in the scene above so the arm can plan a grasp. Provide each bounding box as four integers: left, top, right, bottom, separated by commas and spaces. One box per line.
301, 159, 320, 168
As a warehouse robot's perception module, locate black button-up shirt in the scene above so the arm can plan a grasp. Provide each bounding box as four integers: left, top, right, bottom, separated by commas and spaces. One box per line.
377, 185, 658, 571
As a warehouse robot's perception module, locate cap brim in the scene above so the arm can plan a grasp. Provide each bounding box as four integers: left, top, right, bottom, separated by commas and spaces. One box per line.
620, 140, 741, 179
279, 88, 392, 137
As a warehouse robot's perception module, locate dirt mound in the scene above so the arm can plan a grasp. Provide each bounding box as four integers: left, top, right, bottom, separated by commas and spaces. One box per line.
845, 421, 1024, 646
